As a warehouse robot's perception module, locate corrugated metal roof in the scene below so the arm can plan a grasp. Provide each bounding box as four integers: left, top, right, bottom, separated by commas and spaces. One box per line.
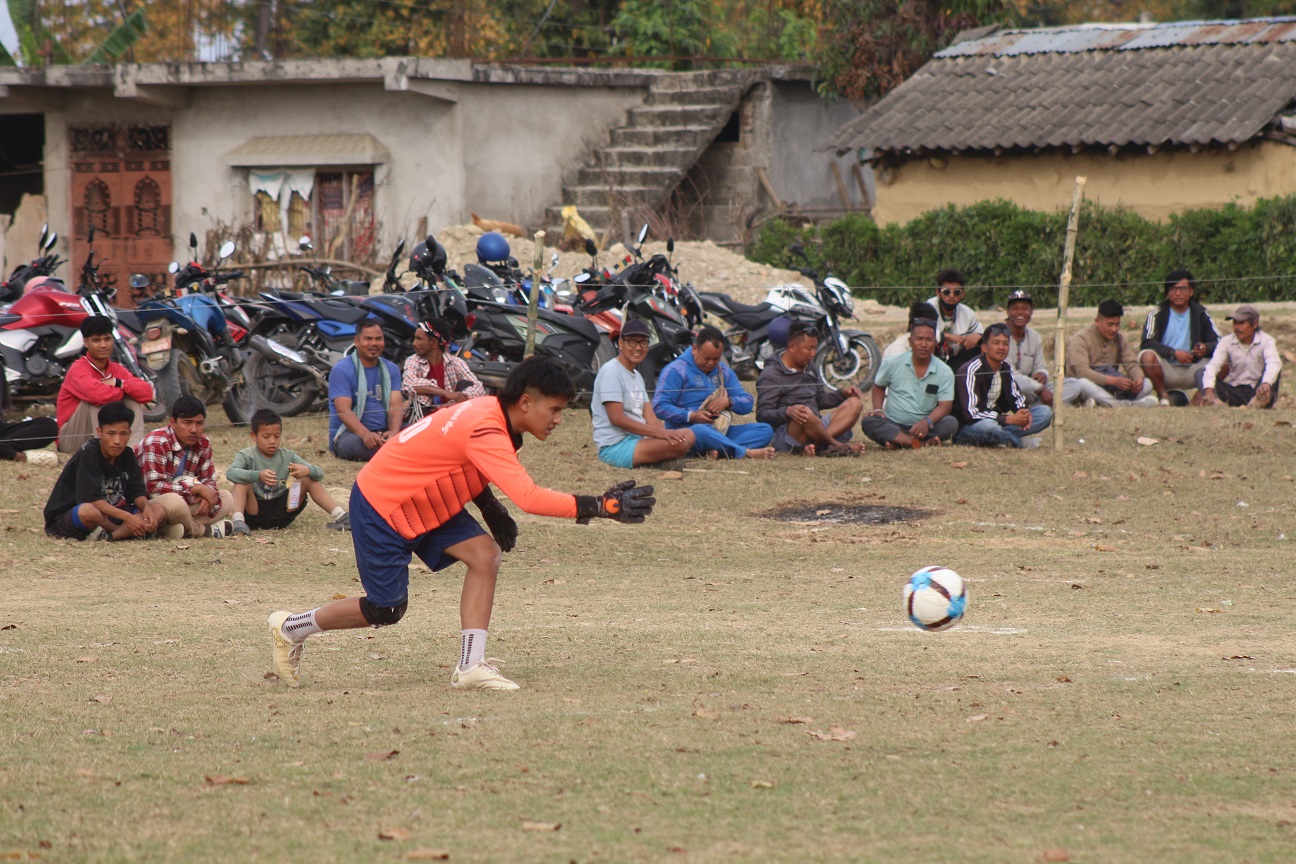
828, 18, 1296, 156
936, 17, 1296, 58
223, 134, 390, 167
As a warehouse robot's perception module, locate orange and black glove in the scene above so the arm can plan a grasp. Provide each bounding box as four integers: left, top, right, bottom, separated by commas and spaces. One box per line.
575, 480, 656, 525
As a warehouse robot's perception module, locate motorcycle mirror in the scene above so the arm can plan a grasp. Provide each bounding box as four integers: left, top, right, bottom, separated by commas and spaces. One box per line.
391, 239, 406, 265
44, 231, 58, 252
129, 274, 149, 290
584, 238, 598, 257
298, 235, 313, 251
425, 234, 437, 249
189, 232, 198, 250
667, 237, 675, 254
88, 224, 96, 244
168, 261, 180, 274
637, 223, 649, 245
219, 241, 235, 260
550, 252, 560, 268
38, 222, 48, 248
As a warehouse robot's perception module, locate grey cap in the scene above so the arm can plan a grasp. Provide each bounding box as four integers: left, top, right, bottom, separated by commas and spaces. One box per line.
621, 319, 651, 339
1226, 304, 1259, 324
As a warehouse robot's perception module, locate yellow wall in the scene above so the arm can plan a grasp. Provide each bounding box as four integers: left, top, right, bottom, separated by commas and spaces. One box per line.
873, 141, 1296, 224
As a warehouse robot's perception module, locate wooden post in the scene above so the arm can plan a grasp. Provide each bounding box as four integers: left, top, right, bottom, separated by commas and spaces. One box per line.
525, 230, 545, 358
1053, 176, 1087, 452
830, 161, 851, 209
851, 163, 872, 213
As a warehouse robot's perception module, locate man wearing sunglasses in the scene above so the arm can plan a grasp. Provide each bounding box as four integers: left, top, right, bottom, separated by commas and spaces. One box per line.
925, 269, 984, 370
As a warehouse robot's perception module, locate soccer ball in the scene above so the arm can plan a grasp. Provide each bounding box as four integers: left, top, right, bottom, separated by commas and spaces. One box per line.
904, 566, 967, 632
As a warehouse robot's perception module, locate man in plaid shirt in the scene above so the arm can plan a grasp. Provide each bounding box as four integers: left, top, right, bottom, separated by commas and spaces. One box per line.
136, 395, 235, 539
402, 319, 485, 422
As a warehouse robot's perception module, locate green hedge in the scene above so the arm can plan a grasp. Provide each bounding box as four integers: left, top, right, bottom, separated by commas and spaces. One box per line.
749, 196, 1296, 309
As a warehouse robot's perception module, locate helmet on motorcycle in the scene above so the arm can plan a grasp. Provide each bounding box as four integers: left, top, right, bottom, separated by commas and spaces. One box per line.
476, 231, 511, 264
430, 289, 470, 336
409, 240, 447, 279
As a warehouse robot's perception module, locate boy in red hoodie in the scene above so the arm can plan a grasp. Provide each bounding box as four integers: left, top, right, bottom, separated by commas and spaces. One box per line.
56, 316, 155, 454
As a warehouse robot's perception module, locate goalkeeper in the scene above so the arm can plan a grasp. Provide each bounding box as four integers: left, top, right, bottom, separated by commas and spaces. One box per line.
265, 356, 655, 691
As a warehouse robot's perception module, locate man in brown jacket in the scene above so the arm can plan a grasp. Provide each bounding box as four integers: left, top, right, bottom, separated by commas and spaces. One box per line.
1061, 300, 1157, 408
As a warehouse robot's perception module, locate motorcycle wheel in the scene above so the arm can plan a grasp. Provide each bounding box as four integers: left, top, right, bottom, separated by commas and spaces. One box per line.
153, 349, 199, 415
593, 334, 616, 371
222, 354, 255, 426
246, 344, 319, 417
815, 335, 882, 392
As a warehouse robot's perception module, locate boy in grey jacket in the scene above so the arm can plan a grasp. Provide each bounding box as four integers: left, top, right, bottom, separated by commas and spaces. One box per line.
227, 409, 349, 534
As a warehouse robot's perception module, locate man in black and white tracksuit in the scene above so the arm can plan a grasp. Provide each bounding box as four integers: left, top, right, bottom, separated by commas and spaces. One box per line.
953, 323, 1053, 449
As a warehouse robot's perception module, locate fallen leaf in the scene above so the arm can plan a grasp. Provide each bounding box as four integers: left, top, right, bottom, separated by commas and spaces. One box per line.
1056, 676, 1072, 683
263, 672, 278, 680
1136, 436, 1159, 446
1039, 850, 1069, 863
91, 694, 112, 704
174, 544, 191, 550
1083, 517, 1102, 525
405, 851, 450, 861
331, 593, 348, 600
1196, 607, 1223, 614
520, 821, 561, 832
750, 780, 775, 789
815, 509, 831, 516
0, 624, 15, 630
781, 715, 814, 724
75, 656, 97, 663
966, 714, 988, 723
204, 775, 250, 785
378, 828, 412, 841
657, 471, 684, 480
365, 750, 400, 762
806, 727, 856, 742
949, 461, 969, 469
74, 768, 95, 778
1072, 471, 1088, 479
692, 709, 719, 720
1094, 544, 1117, 552
1225, 655, 1253, 660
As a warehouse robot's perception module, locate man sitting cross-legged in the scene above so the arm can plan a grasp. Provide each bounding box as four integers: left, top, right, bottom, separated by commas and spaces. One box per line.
43, 401, 173, 542
591, 319, 695, 468
1062, 300, 1156, 408
136, 396, 236, 539
227, 409, 350, 535
954, 323, 1053, 449
755, 321, 863, 456
862, 313, 958, 449
652, 326, 775, 460
56, 315, 155, 454
329, 319, 404, 462
1138, 269, 1220, 406
1196, 305, 1281, 409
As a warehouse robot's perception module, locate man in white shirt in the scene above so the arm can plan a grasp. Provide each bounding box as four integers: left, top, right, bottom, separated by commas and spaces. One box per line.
925, 268, 983, 371
1003, 290, 1052, 407
1197, 305, 1281, 409
591, 320, 694, 467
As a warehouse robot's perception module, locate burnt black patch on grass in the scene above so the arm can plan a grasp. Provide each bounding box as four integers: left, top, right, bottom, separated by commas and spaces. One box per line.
763, 503, 931, 525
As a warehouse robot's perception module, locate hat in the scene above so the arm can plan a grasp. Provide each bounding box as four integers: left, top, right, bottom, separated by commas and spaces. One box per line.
621, 319, 651, 339
1226, 305, 1259, 324
1006, 289, 1033, 305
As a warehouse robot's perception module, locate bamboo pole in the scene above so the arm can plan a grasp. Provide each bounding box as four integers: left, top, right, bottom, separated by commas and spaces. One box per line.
1053, 176, 1087, 453
525, 230, 545, 357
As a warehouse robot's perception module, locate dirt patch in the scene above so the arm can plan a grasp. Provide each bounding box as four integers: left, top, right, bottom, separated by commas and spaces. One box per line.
763, 502, 932, 525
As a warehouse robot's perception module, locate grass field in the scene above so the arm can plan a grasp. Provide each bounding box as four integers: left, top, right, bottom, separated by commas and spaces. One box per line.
2, 385, 1295, 862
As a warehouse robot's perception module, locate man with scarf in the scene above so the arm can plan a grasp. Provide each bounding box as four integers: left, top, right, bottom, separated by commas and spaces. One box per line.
328, 320, 404, 462
402, 318, 485, 426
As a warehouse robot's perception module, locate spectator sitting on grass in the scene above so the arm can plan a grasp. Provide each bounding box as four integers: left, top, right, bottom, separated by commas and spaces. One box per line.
1004, 290, 1053, 407
862, 313, 957, 449
1196, 305, 1281, 409
591, 319, 694, 468
953, 323, 1053, 449
652, 326, 775, 460
227, 409, 351, 535
755, 321, 863, 456
1138, 270, 1220, 406
882, 302, 942, 362
55, 315, 156, 454
1062, 300, 1156, 408
136, 396, 236, 539
329, 319, 404, 462
402, 318, 484, 426
925, 269, 984, 371
43, 401, 173, 542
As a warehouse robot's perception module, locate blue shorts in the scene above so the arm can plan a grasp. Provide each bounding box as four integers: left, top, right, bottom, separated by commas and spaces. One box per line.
598, 434, 643, 469
349, 485, 487, 607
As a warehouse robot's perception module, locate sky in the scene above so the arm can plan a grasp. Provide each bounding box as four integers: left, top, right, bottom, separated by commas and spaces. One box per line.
1, 6, 19, 62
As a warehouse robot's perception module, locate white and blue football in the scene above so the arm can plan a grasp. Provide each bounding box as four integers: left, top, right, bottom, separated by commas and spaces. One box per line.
904, 566, 967, 632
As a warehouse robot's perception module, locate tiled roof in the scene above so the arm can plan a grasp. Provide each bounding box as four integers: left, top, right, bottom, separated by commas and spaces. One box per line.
827, 18, 1296, 156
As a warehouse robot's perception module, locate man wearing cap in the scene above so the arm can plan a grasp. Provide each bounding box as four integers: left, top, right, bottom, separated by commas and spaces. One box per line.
1196, 305, 1281, 409
925, 268, 984, 371
1061, 300, 1157, 408
591, 319, 695, 467
1138, 270, 1221, 406
1004, 290, 1052, 407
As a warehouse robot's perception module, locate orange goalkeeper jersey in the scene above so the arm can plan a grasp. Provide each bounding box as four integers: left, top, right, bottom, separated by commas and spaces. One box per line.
355, 395, 577, 539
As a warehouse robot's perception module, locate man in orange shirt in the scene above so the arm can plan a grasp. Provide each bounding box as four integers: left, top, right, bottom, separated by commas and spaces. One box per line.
266, 356, 655, 691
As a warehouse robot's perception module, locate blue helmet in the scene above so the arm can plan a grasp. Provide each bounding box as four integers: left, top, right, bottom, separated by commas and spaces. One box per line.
476, 231, 511, 264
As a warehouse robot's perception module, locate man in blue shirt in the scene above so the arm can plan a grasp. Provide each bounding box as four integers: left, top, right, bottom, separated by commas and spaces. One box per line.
328, 320, 404, 462
651, 326, 775, 460
862, 315, 957, 449
1138, 270, 1221, 406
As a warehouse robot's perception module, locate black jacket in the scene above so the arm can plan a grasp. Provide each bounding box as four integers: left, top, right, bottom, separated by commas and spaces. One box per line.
954, 355, 1026, 427
1140, 300, 1221, 359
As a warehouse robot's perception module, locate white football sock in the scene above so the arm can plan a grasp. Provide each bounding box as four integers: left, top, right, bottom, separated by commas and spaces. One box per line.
282, 609, 322, 642
459, 629, 487, 669
329, 506, 345, 520
232, 512, 246, 523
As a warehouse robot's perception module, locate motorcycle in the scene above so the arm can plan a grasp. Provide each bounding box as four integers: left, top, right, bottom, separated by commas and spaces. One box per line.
132, 234, 254, 424
0, 223, 65, 303
0, 225, 162, 419
698, 244, 881, 391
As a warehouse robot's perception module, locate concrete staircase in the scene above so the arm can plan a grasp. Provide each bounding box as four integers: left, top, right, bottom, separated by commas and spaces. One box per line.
544, 70, 757, 241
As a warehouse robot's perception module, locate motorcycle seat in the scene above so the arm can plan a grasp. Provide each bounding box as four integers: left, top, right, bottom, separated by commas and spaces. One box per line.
712, 292, 775, 316
315, 298, 371, 324
114, 310, 143, 332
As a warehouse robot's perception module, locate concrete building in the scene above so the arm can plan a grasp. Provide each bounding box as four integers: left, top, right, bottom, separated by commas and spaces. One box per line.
827, 18, 1296, 225
0, 58, 858, 295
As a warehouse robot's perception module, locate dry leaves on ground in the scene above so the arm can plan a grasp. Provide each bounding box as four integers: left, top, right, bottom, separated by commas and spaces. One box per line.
204, 775, 250, 786
406, 851, 450, 861
378, 828, 412, 841
781, 715, 814, 725
365, 750, 400, 761
806, 727, 857, 742
520, 821, 561, 832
